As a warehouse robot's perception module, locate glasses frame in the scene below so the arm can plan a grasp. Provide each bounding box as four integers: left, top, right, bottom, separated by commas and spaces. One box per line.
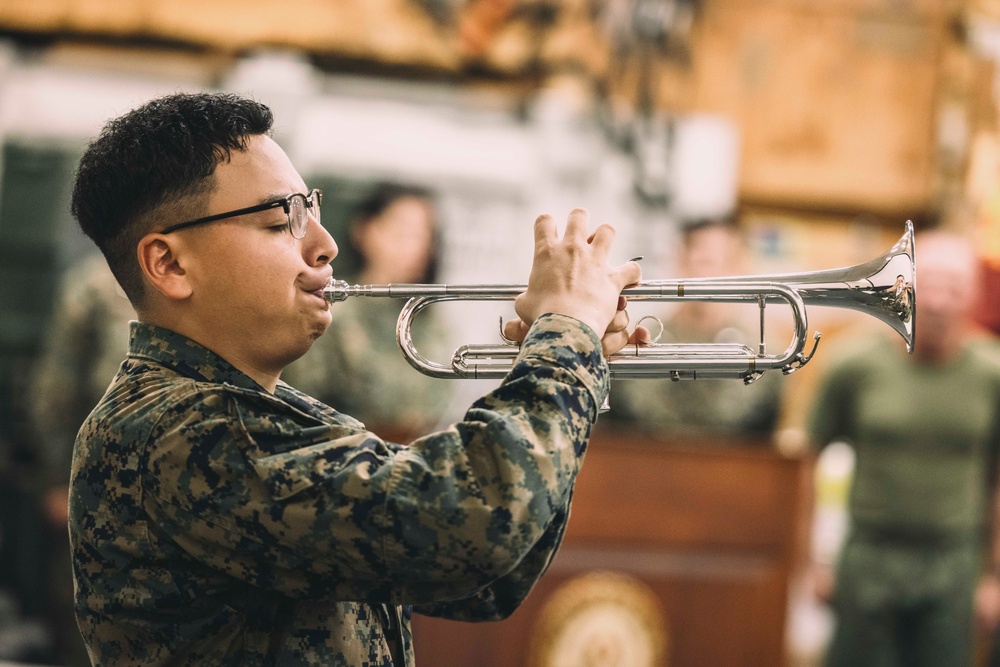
160, 189, 322, 239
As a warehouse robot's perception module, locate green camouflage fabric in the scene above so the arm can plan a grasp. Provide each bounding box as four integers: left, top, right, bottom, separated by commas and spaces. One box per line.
70, 314, 608, 667
282, 297, 453, 436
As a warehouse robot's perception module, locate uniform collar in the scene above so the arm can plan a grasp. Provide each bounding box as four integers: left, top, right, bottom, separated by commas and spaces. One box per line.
128, 321, 267, 392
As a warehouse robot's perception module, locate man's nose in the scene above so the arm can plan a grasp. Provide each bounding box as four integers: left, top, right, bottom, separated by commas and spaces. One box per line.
305, 217, 338, 264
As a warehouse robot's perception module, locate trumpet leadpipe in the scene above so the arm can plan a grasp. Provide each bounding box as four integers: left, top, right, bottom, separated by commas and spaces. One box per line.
324, 282, 523, 302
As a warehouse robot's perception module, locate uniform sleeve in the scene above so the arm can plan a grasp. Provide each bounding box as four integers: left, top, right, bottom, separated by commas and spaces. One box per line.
143, 313, 608, 607
413, 490, 573, 622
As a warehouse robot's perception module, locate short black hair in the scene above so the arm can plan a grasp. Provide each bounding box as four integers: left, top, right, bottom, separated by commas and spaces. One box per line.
71, 92, 273, 307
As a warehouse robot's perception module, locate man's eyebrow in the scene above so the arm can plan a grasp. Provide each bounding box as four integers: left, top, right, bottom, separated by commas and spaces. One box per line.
258, 191, 291, 205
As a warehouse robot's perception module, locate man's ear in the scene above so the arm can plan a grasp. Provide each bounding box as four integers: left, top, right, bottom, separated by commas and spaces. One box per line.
137, 233, 192, 301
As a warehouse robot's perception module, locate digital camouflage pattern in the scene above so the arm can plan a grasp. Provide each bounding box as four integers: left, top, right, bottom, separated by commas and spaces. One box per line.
70, 314, 608, 667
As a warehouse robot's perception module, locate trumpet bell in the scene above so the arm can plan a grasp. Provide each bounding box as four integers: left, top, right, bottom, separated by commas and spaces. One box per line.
681, 219, 916, 353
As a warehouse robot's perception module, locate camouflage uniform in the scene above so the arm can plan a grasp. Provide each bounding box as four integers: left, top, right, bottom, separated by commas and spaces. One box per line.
282, 297, 452, 437
70, 314, 608, 667
809, 337, 1000, 667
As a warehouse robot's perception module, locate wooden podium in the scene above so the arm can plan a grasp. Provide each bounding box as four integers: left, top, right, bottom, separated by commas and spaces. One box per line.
411, 430, 811, 667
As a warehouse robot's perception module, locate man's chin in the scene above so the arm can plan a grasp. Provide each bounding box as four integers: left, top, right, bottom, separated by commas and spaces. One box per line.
281, 330, 328, 370
307, 317, 331, 342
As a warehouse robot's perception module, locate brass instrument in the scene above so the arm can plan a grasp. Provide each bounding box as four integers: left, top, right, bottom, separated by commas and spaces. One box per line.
324, 221, 915, 384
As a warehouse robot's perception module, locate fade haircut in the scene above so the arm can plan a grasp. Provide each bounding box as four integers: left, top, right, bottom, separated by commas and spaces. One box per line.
71, 92, 273, 308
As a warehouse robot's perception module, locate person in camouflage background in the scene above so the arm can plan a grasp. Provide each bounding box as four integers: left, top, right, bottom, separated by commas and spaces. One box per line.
31, 254, 135, 498
283, 182, 453, 442
67, 92, 645, 666
29, 253, 134, 666
809, 231, 1000, 667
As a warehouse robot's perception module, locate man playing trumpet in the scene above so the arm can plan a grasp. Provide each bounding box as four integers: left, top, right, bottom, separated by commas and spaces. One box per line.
67, 92, 644, 666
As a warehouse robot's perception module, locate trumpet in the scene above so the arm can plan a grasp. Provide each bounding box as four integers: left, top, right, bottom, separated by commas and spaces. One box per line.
324, 221, 915, 385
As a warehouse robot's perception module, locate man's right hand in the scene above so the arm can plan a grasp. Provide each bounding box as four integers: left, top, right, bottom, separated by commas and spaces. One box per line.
512, 209, 642, 338
504, 295, 650, 357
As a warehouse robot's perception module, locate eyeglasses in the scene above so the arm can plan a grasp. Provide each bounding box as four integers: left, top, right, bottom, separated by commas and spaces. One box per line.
160, 189, 322, 239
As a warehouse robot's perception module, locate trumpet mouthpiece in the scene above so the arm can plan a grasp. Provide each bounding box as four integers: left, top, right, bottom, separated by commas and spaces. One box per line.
323, 279, 351, 303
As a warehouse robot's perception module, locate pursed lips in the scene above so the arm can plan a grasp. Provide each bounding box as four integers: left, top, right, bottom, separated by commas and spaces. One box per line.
305, 286, 328, 301
302, 275, 332, 302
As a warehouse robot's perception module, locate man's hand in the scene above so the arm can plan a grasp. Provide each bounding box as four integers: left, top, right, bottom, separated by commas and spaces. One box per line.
504, 294, 650, 356
510, 209, 642, 341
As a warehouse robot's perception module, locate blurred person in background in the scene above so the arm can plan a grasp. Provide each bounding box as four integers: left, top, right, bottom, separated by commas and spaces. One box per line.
67, 91, 646, 666
601, 216, 783, 441
808, 230, 1000, 667
28, 253, 134, 666
282, 182, 453, 442
0, 472, 53, 663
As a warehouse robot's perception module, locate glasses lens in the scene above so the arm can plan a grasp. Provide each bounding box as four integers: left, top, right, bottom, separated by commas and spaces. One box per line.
288, 195, 307, 239
288, 191, 320, 238
308, 190, 321, 226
